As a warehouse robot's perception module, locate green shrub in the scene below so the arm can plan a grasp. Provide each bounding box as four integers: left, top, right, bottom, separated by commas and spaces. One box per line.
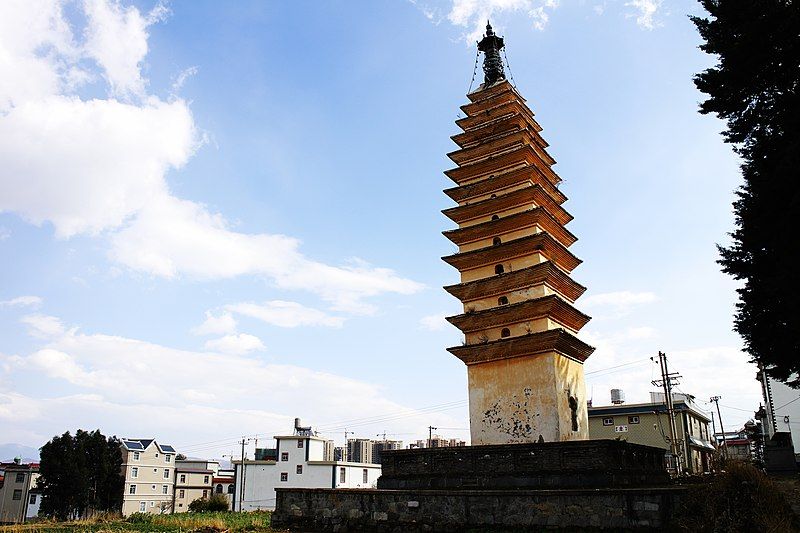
188, 493, 229, 513
126, 511, 153, 524
676, 462, 797, 532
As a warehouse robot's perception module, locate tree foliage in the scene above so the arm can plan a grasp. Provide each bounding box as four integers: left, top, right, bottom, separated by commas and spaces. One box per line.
38, 430, 124, 520
691, 0, 800, 386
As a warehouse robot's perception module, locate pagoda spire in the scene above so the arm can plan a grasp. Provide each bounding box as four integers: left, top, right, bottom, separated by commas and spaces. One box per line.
477, 21, 505, 85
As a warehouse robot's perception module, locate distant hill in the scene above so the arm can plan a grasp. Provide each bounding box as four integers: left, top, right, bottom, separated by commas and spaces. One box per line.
0, 443, 40, 463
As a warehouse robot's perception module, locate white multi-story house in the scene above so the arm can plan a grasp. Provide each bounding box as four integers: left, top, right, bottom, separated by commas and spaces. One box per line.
120, 439, 177, 516
233, 421, 381, 511
0, 461, 39, 524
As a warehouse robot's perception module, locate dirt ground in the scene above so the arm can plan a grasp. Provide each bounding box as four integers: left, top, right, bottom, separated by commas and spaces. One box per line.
772, 474, 800, 518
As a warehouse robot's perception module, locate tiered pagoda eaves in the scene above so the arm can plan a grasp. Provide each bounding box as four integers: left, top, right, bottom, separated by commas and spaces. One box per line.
443, 23, 595, 445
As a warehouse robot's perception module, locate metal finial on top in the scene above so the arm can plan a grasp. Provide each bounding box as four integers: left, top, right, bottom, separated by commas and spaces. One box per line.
477, 21, 505, 85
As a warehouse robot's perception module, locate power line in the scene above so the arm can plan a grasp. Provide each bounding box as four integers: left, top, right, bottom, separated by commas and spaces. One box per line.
775, 395, 800, 411
720, 404, 756, 414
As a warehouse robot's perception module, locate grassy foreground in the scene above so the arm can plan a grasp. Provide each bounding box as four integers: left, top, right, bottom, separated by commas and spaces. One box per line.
0, 511, 280, 533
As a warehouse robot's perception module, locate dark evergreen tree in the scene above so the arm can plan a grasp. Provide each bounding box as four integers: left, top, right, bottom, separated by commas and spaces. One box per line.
38, 430, 124, 519
691, 0, 800, 386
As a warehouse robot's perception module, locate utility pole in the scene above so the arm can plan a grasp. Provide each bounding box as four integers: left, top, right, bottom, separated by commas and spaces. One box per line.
428, 426, 437, 448
237, 437, 251, 513
652, 351, 683, 475
710, 396, 728, 459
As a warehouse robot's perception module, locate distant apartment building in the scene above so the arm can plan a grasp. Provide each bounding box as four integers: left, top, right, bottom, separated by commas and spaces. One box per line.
346, 439, 373, 464
0, 461, 40, 524
233, 420, 381, 511
120, 439, 176, 516
173, 458, 217, 512
412, 437, 467, 449
588, 393, 715, 474
372, 440, 403, 464
333, 447, 347, 462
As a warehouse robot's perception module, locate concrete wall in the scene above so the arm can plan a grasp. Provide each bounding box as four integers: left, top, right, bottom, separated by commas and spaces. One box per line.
272, 487, 686, 531
468, 352, 588, 444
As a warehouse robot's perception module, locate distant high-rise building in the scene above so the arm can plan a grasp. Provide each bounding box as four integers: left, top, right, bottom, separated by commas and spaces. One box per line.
372, 440, 403, 464
346, 439, 373, 464
333, 446, 347, 462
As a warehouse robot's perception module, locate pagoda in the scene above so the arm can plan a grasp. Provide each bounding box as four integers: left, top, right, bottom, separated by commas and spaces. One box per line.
442, 22, 595, 445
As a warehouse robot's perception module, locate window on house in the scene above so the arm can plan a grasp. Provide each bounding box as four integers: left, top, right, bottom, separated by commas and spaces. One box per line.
228, 484, 235, 494
202, 490, 208, 498
602, 417, 614, 426
179, 489, 185, 499
15, 473, 24, 483
297, 440, 304, 448
493, 237, 502, 246
296, 465, 303, 475
216, 484, 223, 494
155, 452, 159, 457
163, 469, 169, 479
498, 296, 509, 305
165, 454, 171, 462
132, 467, 138, 478
339, 467, 346, 484
150, 501, 154, 507
495, 264, 504, 274
491, 214, 499, 221
628, 416, 640, 424
362, 469, 368, 483
133, 452, 140, 460
162, 485, 168, 495
12, 490, 22, 500
29, 494, 37, 504
139, 502, 146, 512
151, 485, 156, 491
203, 475, 209, 484
280, 472, 288, 482
501, 328, 511, 338
179, 474, 186, 483
153, 469, 157, 473
129, 485, 137, 495
281, 452, 289, 462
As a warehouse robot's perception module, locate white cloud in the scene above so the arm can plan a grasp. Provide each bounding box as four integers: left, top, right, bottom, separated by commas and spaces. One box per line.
224, 301, 345, 328
20, 314, 65, 338
0, 0, 422, 313
0, 227, 10, 240
419, 312, 450, 331
83, 0, 169, 98
581, 290, 657, 318
625, 0, 662, 30
0, 296, 43, 308
447, 0, 560, 41
0, 95, 196, 237
203, 333, 265, 355
4, 317, 465, 453
192, 311, 237, 336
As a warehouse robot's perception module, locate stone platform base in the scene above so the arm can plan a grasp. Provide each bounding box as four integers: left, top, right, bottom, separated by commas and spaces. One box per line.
378, 439, 668, 490
271, 486, 687, 531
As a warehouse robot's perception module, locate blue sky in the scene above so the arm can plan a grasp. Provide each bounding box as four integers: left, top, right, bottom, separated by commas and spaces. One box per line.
0, 0, 760, 459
